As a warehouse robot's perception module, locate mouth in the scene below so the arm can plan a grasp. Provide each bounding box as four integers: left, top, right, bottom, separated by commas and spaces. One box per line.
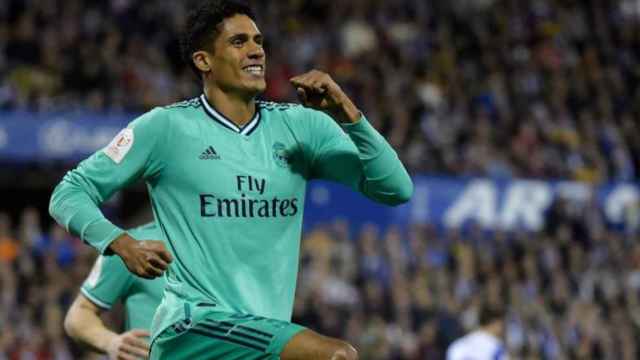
242, 64, 264, 76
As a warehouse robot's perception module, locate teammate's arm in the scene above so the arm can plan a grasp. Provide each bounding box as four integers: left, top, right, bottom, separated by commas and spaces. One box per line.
48, 109, 172, 277
65, 294, 150, 360
291, 70, 413, 205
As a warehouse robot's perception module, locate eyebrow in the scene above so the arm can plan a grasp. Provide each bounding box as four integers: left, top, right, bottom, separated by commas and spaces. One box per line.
227, 33, 263, 42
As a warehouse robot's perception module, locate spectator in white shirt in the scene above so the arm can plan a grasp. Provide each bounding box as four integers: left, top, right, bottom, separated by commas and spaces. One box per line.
447, 306, 507, 360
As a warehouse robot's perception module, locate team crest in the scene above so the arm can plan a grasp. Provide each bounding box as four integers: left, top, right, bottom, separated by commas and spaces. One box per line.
272, 142, 289, 168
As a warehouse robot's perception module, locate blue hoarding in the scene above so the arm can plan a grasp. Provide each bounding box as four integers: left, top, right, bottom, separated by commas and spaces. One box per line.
2, 112, 638, 233
0, 111, 130, 162
304, 177, 639, 232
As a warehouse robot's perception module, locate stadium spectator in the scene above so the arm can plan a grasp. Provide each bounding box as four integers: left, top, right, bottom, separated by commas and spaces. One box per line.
2, 0, 638, 180
0, 191, 639, 358
0, 213, 18, 264
446, 305, 507, 360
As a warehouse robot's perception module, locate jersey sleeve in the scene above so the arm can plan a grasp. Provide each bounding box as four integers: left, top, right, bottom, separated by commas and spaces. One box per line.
302, 108, 413, 205
49, 108, 169, 254
80, 255, 134, 309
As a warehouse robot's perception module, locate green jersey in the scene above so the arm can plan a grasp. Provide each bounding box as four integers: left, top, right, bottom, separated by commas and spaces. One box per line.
50, 95, 412, 338
80, 223, 165, 331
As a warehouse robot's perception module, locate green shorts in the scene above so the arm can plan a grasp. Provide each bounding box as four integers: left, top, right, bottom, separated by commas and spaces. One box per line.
150, 310, 306, 360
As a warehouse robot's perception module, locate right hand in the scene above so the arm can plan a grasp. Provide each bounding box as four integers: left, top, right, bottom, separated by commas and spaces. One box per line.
106, 329, 151, 360
109, 233, 173, 279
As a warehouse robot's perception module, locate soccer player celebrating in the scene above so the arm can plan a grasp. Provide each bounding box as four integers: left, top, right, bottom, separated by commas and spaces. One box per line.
49, 1, 413, 359
65, 223, 164, 360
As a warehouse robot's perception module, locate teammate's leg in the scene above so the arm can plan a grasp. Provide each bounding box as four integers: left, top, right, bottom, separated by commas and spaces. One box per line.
280, 329, 358, 360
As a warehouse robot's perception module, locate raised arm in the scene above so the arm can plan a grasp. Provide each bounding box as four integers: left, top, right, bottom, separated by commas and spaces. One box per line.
290, 70, 413, 205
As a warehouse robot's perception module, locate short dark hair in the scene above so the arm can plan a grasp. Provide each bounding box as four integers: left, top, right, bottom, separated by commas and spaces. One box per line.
478, 305, 505, 327
181, 0, 256, 79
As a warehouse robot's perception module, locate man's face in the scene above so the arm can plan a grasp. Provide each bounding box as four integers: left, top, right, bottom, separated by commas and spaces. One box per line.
206, 14, 266, 97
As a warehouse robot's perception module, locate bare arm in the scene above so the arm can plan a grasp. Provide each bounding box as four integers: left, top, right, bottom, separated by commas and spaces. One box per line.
65, 293, 150, 359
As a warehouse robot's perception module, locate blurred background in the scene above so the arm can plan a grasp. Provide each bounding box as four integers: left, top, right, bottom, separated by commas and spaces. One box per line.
1, 0, 640, 359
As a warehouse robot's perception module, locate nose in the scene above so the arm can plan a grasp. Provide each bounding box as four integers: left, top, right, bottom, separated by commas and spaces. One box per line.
248, 42, 264, 60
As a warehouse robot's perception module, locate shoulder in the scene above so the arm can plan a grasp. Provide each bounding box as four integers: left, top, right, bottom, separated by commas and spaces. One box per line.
83, 254, 132, 290
91, 254, 130, 277
257, 100, 301, 113
257, 100, 333, 128
162, 97, 203, 110
446, 334, 472, 357
128, 97, 202, 133
449, 332, 500, 356
447, 336, 465, 351
257, 100, 322, 120
142, 96, 203, 121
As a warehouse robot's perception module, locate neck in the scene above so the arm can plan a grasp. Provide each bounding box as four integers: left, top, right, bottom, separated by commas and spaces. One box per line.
203, 85, 256, 128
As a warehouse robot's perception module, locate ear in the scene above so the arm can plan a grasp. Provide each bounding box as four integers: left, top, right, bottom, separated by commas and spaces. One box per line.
193, 51, 211, 73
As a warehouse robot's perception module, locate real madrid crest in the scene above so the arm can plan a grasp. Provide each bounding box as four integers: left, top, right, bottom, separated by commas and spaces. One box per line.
272, 142, 289, 168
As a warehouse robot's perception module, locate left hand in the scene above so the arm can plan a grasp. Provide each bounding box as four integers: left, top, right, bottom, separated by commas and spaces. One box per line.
290, 70, 361, 124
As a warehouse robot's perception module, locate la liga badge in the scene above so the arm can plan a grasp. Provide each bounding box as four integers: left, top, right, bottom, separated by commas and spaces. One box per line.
104, 128, 134, 164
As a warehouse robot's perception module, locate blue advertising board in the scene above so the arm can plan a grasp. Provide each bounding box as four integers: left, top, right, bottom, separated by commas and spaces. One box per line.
0, 111, 130, 162
304, 177, 639, 232
2, 112, 638, 233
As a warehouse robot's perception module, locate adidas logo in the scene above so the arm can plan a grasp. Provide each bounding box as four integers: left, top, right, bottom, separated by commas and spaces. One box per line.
199, 146, 220, 160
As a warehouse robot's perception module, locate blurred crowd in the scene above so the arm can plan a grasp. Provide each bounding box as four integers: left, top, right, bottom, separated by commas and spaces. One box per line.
0, 208, 90, 359
294, 197, 640, 360
2, 196, 640, 359
2, 0, 639, 180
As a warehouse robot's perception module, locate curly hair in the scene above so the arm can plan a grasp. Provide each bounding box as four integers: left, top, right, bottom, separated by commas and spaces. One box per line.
181, 0, 256, 80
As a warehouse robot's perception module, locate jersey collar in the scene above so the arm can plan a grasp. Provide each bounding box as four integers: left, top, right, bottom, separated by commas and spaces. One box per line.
199, 94, 261, 136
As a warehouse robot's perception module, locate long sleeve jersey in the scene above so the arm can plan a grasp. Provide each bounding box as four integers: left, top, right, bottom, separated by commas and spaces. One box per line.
50, 95, 413, 337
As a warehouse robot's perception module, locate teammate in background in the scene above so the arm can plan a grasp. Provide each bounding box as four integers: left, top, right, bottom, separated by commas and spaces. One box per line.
65, 223, 165, 360
446, 306, 508, 360
49, 0, 413, 359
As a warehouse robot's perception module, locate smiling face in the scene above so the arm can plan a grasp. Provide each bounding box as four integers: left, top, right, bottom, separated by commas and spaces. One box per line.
195, 14, 266, 98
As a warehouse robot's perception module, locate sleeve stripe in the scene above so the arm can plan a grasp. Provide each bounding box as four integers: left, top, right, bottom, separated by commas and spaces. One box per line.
80, 287, 112, 310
